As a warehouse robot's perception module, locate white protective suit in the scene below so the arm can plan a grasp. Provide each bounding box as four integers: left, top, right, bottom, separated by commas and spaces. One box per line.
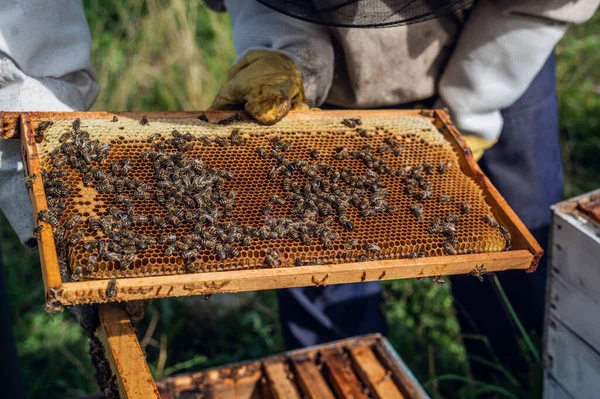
0, 0, 598, 247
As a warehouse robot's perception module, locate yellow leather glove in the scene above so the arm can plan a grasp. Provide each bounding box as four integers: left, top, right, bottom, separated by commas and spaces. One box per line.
210, 50, 309, 125
463, 135, 497, 161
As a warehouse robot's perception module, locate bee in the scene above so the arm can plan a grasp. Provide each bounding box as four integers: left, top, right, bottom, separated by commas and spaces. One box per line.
309, 149, 319, 159
87, 216, 99, 233
440, 222, 457, 237
404, 185, 415, 195
437, 194, 453, 203
147, 133, 160, 143
64, 214, 82, 230
414, 189, 432, 201
294, 258, 303, 266
38, 210, 59, 227
261, 204, 273, 216
341, 118, 361, 128
410, 202, 424, 220
72, 118, 81, 131
445, 215, 460, 223
483, 215, 499, 228
103, 252, 122, 263
443, 242, 457, 255
166, 215, 182, 227
270, 195, 285, 205
320, 236, 333, 250
215, 244, 228, 261
460, 201, 471, 214
32, 225, 44, 238
83, 240, 99, 251
153, 217, 168, 229
241, 235, 252, 247
444, 235, 459, 245
393, 147, 404, 157
345, 238, 359, 250
54, 155, 68, 168
132, 214, 149, 224
134, 189, 151, 200
228, 246, 240, 258
71, 265, 83, 282
334, 147, 349, 160
86, 255, 98, 272
280, 141, 292, 152
182, 249, 199, 260
282, 178, 292, 191
166, 206, 185, 219
499, 226, 511, 250
106, 279, 117, 298
431, 275, 446, 285
24, 174, 37, 191
35, 121, 54, 141
423, 162, 434, 175
264, 249, 281, 268
140, 115, 149, 125
470, 264, 487, 282
377, 145, 391, 154
217, 113, 244, 125
112, 116, 118, 122
356, 128, 370, 138
364, 243, 381, 252
68, 232, 84, 246
82, 172, 93, 186
224, 202, 234, 218
338, 215, 354, 232
214, 136, 228, 147
198, 136, 212, 146
438, 161, 452, 174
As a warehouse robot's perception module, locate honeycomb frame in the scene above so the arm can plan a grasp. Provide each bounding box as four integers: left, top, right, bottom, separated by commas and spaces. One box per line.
15, 110, 542, 308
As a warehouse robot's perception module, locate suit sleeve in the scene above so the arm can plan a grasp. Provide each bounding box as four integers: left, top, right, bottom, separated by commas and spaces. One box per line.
0, 0, 99, 247
224, 0, 335, 107
438, 0, 598, 141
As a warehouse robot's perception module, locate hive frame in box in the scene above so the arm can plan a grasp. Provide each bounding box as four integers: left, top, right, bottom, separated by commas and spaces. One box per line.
3, 110, 542, 308
90, 303, 427, 399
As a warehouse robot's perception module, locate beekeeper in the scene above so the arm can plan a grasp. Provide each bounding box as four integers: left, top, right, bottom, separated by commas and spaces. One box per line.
205, 0, 599, 379
0, 0, 597, 386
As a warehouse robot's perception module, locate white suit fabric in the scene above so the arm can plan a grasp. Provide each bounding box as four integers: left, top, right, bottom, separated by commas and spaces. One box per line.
0, 0, 99, 247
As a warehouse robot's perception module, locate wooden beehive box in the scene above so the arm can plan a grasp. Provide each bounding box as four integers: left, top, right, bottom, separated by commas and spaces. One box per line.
544, 189, 600, 399
89, 304, 428, 399
1, 110, 541, 309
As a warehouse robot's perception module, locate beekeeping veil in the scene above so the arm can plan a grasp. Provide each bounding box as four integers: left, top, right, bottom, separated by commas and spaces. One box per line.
254, 0, 474, 28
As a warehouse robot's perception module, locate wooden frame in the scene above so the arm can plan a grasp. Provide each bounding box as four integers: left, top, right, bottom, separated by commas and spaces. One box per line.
4, 110, 542, 307
81, 327, 426, 399
96, 304, 160, 399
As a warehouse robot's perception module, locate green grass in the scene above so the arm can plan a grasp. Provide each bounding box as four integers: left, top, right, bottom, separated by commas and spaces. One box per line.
2, 3, 598, 398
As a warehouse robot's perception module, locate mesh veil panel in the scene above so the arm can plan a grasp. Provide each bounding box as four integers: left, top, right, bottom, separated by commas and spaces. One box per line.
255, 0, 474, 28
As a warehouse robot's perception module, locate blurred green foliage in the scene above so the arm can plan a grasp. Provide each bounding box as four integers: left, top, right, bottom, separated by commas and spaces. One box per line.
2, 2, 598, 398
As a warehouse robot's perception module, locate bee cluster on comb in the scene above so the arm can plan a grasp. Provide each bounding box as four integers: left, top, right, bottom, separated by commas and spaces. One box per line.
32, 115, 510, 283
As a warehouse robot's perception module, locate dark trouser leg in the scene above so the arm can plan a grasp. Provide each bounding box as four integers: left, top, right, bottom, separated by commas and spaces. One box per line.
450, 53, 563, 381
277, 281, 387, 349
0, 253, 27, 398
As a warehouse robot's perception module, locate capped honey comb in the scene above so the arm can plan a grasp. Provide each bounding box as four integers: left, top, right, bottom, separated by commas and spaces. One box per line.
36, 115, 506, 281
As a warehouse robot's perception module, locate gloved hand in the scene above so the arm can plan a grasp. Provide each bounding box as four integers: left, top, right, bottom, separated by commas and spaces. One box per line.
462, 135, 497, 162
210, 50, 309, 125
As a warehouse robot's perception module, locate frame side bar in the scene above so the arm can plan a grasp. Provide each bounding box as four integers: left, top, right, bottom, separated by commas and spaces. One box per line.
97, 304, 161, 399
433, 110, 543, 271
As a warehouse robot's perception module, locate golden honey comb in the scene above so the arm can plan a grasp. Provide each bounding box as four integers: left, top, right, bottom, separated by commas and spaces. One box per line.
37, 116, 506, 280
